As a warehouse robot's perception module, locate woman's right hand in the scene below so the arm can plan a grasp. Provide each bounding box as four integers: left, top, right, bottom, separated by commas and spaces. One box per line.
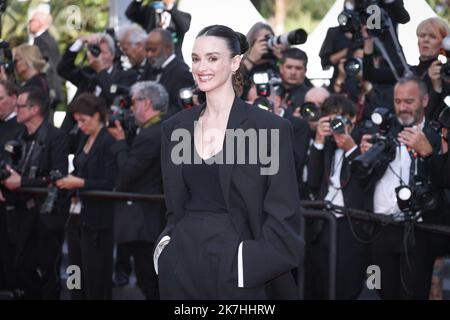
428, 60, 443, 93
248, 35, 269, 63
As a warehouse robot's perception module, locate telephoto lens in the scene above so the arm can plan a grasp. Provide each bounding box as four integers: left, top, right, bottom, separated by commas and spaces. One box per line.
330, 115, 349, 134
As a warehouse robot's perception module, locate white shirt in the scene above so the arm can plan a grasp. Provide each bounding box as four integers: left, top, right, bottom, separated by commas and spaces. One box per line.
373, 120, 425, 216
314, 142, 358, 217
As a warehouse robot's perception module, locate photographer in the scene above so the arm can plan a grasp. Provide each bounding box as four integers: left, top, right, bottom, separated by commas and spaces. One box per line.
306, 94, 370, 299
116, 24, 154, 81
145, 28, 194, 116
0, 80, 23, 292
107, 81, 167, 299
278, 48, 312, 112
362, 17, 449, 93
358, 76, 443, 299
56, 93, 117, 300
125, 0, 191, 61
1, 86, 69, 299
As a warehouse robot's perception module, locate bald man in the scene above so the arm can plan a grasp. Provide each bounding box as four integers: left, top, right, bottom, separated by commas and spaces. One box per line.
144, 28, 194, 116
29, 10, 63, 112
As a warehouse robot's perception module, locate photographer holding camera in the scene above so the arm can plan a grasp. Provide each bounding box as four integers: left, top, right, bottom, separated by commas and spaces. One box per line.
1, 86, 69, 299
0, 80, 23, 293
306, 94, 370, 299
107, 81, 167, 299
358, 76, 443, 299
125, 0, 191, 61
278, 47, 312, 111
56, 93, 117, 300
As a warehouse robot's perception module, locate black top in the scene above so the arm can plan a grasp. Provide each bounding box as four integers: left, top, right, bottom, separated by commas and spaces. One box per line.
183, 146, 228, 214
74, 151, 88, 174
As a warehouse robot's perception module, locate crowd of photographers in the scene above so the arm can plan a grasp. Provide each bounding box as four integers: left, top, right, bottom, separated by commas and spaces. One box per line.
0, 0, 449, 300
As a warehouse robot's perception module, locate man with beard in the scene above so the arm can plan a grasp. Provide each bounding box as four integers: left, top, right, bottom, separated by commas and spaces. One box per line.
358, 76, 443, 299
145, 28, 194, 116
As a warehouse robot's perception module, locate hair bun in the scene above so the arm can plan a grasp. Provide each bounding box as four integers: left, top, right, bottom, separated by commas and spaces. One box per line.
235, 32, 249, 55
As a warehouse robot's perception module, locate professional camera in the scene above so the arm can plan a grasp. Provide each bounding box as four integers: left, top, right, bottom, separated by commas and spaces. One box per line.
338, 0, 390, 39
40, 170, 64, 215
252, 72, 282, 97
87, 44, 101, 58
344, 57, 363, 76
110, 84, 132, 109
351, 108, 397, 178
0, 140, 22, 180
0, 40, 14, 76
330, 115, 351, 134
395, 177, 436, 215
438, 36, 450, 83
179, 86, 205, 109
298, 102, 320, 121
266, 28, 308, 49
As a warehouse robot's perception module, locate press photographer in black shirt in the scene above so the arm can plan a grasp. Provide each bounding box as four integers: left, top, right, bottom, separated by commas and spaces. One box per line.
1, 86, 69, 299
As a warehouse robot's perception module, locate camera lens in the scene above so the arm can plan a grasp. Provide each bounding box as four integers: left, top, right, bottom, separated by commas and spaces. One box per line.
299, 102, 319, 121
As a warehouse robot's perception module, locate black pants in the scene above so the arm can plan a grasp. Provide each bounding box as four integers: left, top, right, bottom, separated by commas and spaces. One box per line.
67, 215, 113, 300
305, 218, 371, 300
371, 223, 435, 300
118, 241, 159, 299
114, 243, 132, 278
7, 206, 63, 299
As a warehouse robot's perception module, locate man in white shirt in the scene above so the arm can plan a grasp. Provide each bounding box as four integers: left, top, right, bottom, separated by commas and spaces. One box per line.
359, 76, 442, 299
306, 94, 370, 299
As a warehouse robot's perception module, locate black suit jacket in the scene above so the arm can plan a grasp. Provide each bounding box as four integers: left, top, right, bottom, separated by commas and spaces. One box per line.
159, 97, 304, 294
111, 119, 166, 243
73, 127, 117, 229
307, 140, 367, 210
155, 57, 195, 115
34, 30, 63, 107
125, 0, 191, 60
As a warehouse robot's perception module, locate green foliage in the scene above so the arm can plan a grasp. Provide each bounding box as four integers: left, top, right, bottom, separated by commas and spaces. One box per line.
1, 0, 109, 50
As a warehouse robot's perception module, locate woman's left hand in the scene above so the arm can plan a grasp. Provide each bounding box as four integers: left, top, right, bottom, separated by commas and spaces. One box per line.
56, 175, 85, 190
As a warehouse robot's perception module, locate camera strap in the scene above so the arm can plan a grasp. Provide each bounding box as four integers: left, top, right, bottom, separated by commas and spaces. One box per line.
20, 140, 35, 176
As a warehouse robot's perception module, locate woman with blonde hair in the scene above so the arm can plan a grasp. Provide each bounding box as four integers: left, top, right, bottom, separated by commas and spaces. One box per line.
12, 43, 50, 105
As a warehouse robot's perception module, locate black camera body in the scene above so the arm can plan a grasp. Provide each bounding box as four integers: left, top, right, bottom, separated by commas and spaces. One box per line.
298, 102, 320, 121
0, 140, 22, 180
0, 40, 15, 76
40, 170, 64, 215
251, 72, 283, 112
87, 44, 101, 58
351, 108, 398, 178
395, 177, 437, 216
330, 115, 351, 134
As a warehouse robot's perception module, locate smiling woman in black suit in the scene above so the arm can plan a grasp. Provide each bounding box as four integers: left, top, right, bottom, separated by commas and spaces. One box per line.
56, 93, 117, 300
154, 25, 304, 300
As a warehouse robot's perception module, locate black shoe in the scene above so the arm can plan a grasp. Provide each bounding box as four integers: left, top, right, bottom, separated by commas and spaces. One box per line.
113, 272, 130, 287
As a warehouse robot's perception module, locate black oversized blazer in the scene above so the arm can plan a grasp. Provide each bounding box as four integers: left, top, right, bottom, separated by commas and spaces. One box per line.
159, 96, 304, 291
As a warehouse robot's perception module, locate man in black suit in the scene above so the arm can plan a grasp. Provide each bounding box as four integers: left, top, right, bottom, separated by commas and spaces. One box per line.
0, 80, 23, 293
28, 10, 63, 112
57, 32, 137, 150
359, 76, 443, 299
145, 28, 194, 116
125, 0, 191, 61
306, 94, 370, 299
116, 24, 154, 81
108, 81, 167, 299
1, 86, 69, 299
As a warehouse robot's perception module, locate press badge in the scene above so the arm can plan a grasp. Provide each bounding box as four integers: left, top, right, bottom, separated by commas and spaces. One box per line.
70, 197, 82, 215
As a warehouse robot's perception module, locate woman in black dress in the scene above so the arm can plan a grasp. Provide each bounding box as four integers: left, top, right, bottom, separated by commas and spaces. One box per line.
154, 25, 304, 300
56, 93, 117, 299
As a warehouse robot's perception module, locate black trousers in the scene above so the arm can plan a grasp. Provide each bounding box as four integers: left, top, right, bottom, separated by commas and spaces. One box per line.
305, 217, 371, 300
6, 205, 63, 299
118, 241, 159, 299
114, 243, 132, 278
371, 223, 435, 300
67, 215, 113, 300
